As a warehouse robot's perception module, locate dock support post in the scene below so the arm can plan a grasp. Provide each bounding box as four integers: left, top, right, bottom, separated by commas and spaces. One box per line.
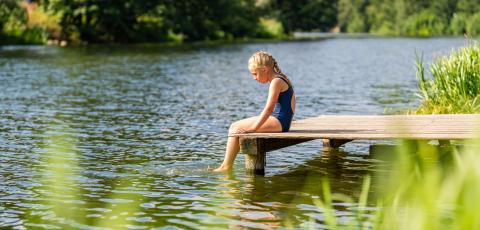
240, 138, 266, 175
322, 139, 352, 149
439, 140, 451, 147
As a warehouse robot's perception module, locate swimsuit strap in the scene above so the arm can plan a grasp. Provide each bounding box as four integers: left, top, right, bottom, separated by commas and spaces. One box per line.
276, 75, 291, 88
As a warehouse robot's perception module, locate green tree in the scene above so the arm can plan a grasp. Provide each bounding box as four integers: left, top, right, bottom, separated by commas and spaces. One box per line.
0, 0, 20, 34
51, 0, 168, 43
404, 9, 447, 36
271, 0, 338, 33
0, 0, 25, 42
449, 13, 468, 35
162, 0, 259, 41
456, 0, 480, 15
338, 0, 368, 32
366, 0, 396, 34
1, 0, 49, 44
44, 0, 263, 43
466, 12, 480, 36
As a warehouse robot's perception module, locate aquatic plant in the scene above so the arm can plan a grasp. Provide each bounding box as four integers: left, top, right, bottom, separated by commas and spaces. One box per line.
415, 42, 480, 114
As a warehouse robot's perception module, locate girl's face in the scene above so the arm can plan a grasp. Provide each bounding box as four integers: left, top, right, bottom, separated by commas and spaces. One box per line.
249, 66, 270, 84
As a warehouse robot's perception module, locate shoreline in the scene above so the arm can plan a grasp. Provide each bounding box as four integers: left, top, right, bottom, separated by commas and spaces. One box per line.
0, 33, 471, 48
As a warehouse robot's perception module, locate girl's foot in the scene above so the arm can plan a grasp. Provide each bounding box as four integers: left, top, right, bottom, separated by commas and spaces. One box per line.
210, 165, 232, 172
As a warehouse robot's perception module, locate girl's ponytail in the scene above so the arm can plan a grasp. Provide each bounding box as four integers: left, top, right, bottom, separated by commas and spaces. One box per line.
272, 57, 288, 79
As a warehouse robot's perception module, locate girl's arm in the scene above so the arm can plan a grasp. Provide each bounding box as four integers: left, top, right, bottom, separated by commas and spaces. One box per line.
245, 78, 283, 132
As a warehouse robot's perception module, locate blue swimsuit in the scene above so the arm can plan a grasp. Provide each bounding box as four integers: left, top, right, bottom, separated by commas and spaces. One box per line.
272, 76, 294, 132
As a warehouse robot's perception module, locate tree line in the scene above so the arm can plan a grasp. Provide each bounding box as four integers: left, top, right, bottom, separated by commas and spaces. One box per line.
339, 0, 480, 36
0, 0, 478, 45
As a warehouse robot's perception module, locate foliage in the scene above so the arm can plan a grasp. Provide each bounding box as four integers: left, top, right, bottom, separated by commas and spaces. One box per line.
416, 43, 480, 114
466, 13, 480, 37
271, 0, 338, 33
46, 0, 169, 43
2, 0, 480, 44
284, 138, 480, 229
456, 0, 480, 15
162, 0, 260, 42
338, 0, 368, 33
403, 9, 446, 37
0, 0, 31, 44
340, 0, 480, 37
257, 17, 285, 38
449, 13, 468, 35
0, 0, 62, 44
0, 0, 18, 32
365, 0, 396, 35
40, 0, 272, 43
376, 139, 480, 229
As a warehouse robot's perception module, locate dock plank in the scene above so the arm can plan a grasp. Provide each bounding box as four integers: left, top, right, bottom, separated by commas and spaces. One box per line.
233, 115, 480, 140
234, 114, 480, 174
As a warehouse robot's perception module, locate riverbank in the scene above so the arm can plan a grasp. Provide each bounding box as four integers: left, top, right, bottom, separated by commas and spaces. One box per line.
1, 33, 472, 48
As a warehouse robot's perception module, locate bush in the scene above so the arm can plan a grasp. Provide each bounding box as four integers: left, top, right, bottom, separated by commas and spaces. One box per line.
449, 13, 468, 36
0, 1, 61, 44
256, 17, 284, 39
466, 13, 480, 37
403, 10, 447, 37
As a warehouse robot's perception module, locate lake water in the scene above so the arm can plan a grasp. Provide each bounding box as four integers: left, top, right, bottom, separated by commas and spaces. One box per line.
0, 38, 467, 229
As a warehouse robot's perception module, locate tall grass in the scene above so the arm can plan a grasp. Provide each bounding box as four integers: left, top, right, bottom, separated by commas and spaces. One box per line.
293, 138, 480, 229
374, 140, 480, 229
415, 42, 480, 114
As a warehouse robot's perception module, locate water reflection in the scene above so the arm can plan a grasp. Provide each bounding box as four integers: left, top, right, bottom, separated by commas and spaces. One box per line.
208, 147, 374, 229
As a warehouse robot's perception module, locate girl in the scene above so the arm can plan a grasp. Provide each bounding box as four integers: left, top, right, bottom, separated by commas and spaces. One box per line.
213, 51, 295, 172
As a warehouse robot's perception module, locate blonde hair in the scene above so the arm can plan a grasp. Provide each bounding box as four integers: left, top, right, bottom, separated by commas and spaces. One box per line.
248, 51, 287, 78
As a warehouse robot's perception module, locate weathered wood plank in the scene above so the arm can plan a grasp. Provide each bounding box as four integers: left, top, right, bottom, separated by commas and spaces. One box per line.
235, 133, 476, 140
234, 115, 480, 174
232, 115, 480, 140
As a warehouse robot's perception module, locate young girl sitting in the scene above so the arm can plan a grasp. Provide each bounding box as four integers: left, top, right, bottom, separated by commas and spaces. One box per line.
213, 51, 295, 172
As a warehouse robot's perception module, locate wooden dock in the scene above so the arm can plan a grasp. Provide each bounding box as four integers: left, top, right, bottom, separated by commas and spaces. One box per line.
233, 114, 480, 174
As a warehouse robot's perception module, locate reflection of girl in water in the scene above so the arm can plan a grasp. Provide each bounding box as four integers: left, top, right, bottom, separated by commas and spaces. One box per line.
213, 51, 295, 172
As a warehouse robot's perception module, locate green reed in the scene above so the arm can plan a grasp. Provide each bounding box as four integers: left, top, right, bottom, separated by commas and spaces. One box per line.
297, 139, 480, 229
376, 139, 480, 229
415, 42, 480, 114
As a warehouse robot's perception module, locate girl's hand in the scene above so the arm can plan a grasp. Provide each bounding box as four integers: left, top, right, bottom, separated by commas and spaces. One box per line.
234, 127, 256, 134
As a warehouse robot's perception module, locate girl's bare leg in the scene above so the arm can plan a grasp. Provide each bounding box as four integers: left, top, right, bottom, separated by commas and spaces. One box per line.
212, 116, 281, 172
212, 136, 240, 172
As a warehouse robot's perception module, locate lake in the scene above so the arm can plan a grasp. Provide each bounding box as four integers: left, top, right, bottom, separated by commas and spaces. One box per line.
0, 38, 467, 229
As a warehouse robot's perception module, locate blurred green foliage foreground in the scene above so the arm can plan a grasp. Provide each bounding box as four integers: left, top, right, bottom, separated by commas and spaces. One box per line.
296, 139, 480, 230
1, 0, 480, 45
